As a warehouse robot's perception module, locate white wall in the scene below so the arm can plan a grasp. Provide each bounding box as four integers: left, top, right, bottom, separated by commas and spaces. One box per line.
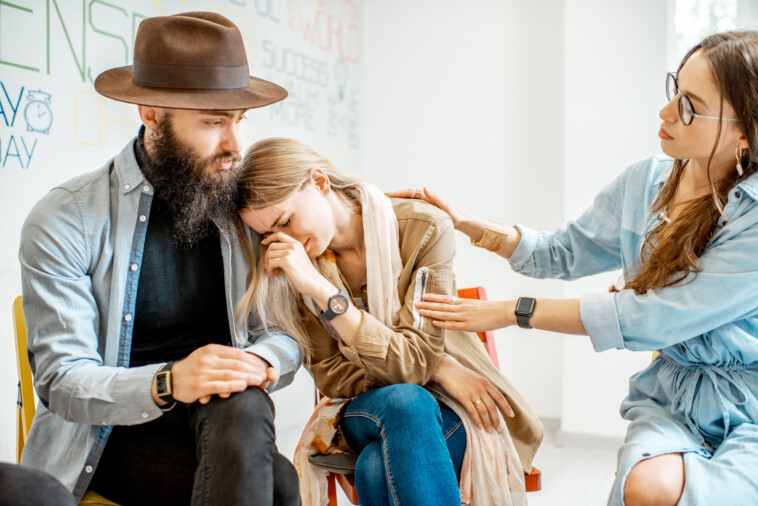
0, 0, 362, 464
559, 0, 668, 440
363, 0, 670, 446
363, 0, 568, 421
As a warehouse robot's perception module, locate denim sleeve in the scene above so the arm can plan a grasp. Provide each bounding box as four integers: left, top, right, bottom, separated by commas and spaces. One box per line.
244, 331, 301, 393
19, 189, 164, 425
509, 169, 626, 280
583, 219, 758, 352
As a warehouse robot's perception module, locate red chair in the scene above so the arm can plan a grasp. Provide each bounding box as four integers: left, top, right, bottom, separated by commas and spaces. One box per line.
315, 286, 541, 505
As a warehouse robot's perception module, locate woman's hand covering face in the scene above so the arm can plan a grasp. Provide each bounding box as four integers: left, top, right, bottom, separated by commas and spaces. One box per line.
261, 231, 325, 298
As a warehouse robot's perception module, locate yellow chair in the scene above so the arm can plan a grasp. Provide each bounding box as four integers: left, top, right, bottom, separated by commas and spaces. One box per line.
13, 296, 119, 506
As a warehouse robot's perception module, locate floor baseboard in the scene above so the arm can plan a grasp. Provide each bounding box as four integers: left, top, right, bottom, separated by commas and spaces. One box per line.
554, 428, 624, 451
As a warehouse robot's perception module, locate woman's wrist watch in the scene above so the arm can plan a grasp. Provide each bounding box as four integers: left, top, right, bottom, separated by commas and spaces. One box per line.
321, 290, 350, 321
515, 297, 537, 329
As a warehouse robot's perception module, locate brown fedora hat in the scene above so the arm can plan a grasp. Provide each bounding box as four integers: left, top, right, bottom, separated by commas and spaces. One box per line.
94, 11, 287, 110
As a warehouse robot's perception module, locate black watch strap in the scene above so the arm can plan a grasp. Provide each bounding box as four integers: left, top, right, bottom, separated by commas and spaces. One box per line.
155, 361, 177, 410
515, 297, 537, 329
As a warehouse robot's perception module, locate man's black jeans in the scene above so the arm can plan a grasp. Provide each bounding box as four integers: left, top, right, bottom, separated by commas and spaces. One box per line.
0, 463, 76, 506
90, 387, 301, 505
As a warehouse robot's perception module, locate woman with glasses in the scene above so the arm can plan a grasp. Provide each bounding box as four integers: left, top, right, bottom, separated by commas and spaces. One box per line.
395, 30, 758, 506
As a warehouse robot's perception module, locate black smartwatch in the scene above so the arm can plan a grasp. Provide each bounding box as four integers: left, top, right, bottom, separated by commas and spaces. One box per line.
515, 297, 537, 329
321, 290, 350, 321
155, 361, 177, 408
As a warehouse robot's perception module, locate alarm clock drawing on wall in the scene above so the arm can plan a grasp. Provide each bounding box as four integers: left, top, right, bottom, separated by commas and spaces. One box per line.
24, 90, 53, 135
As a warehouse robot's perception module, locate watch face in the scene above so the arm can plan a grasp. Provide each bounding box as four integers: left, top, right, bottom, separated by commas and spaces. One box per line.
329, 294, 348, 314
156, 371, 172, 396
515, 297, 535, 315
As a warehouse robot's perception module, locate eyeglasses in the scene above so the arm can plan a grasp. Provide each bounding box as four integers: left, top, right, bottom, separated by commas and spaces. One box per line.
666, 72, 739, 126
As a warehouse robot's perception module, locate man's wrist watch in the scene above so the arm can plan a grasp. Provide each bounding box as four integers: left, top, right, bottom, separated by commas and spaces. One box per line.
155, 361, 177, 409
515, 297, 537, 329
320, 290, 350, 321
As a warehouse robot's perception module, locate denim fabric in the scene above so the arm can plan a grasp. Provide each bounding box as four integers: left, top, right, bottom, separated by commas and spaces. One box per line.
340, 384, 466, 506
0, 463, 76, 506
89, 388, 300, 506
608, 359, 758, 505
18, 138, 301, 498
510, 155, 758, 360
508, 155, 758, 503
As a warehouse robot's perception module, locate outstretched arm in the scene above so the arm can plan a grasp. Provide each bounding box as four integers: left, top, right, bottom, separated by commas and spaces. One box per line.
416, 295, 587, 335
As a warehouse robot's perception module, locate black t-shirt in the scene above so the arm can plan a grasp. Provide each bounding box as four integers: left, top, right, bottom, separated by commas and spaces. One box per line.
129, 139, 231, 367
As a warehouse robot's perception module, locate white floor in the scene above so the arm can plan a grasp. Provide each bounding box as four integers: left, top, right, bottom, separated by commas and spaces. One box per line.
526, 425, 620, 506
278, 418, 621, 506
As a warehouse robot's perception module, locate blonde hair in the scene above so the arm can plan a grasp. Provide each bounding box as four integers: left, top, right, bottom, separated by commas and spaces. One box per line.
235, 138, 364, 362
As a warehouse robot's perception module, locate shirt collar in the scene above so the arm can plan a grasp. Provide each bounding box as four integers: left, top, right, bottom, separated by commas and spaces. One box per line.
653, 158, 758, 202
654, 169, 670, 189
114, 133, 149, 195
735, 172, 758, 202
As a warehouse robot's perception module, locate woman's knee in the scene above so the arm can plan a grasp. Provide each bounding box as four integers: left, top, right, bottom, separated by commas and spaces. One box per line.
623, 453, 684, 506
372, 384, 439, 421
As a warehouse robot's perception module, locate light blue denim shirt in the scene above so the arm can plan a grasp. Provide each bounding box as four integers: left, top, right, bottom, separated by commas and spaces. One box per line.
18, 138, 301, 498
509, 155, 758, 367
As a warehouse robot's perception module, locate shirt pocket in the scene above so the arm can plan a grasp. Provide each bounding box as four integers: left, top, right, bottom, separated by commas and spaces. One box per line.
411, 266, 456, 336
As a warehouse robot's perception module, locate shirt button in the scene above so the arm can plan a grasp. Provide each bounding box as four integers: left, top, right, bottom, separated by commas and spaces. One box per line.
642, 453, 651, 458
143, 185, 151, 192
124, 184, 131, 191
142, 412, 149, 418
130, 264, 139, 272
124, 314, 132, 322
139, 215, 147, 222
85, 465, 93, 473
735, 191, 741, 198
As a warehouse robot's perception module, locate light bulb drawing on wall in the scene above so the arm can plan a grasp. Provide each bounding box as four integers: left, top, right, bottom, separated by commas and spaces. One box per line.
334, 59, 349, 101
24, 90, 53, 135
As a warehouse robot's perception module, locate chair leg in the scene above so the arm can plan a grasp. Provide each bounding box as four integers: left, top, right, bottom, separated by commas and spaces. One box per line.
336, 474, 359, 504
525, 466, 542, 492
327, 473, 338, 506
16, 408, 23, 464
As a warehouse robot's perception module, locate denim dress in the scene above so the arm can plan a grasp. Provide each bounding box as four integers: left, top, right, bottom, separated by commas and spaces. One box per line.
509, 156, 758, 505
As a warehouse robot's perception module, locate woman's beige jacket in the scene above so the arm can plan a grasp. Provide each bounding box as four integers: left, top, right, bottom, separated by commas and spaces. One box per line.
304, 198, 543, 471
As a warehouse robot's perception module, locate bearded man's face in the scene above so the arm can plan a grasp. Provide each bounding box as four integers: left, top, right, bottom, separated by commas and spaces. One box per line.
139, 109, 247, 246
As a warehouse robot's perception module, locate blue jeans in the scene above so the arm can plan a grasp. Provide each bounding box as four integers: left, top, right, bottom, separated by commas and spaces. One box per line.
340, 384, 466, 506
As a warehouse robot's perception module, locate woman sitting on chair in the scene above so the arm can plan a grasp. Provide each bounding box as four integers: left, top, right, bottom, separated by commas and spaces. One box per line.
403, 30, 758, 506
235, 137, 542, 506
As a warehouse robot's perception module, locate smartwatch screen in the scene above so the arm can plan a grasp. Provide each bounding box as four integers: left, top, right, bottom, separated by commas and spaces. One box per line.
516, 297, 536, 315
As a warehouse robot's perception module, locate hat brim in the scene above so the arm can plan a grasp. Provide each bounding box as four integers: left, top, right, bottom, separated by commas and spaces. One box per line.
94, 66, 287, 110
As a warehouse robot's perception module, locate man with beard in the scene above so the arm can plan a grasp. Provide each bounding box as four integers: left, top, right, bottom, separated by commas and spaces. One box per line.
16, 12, 301, 506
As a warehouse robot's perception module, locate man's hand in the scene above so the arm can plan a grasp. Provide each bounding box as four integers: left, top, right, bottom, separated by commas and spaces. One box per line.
151, 344, 278, 406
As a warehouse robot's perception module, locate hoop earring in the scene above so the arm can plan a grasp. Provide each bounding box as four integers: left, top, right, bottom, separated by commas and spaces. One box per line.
736, 147, 745, 177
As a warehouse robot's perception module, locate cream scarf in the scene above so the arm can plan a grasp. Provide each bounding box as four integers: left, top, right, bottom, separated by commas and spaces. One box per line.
302, 183, 403, 325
